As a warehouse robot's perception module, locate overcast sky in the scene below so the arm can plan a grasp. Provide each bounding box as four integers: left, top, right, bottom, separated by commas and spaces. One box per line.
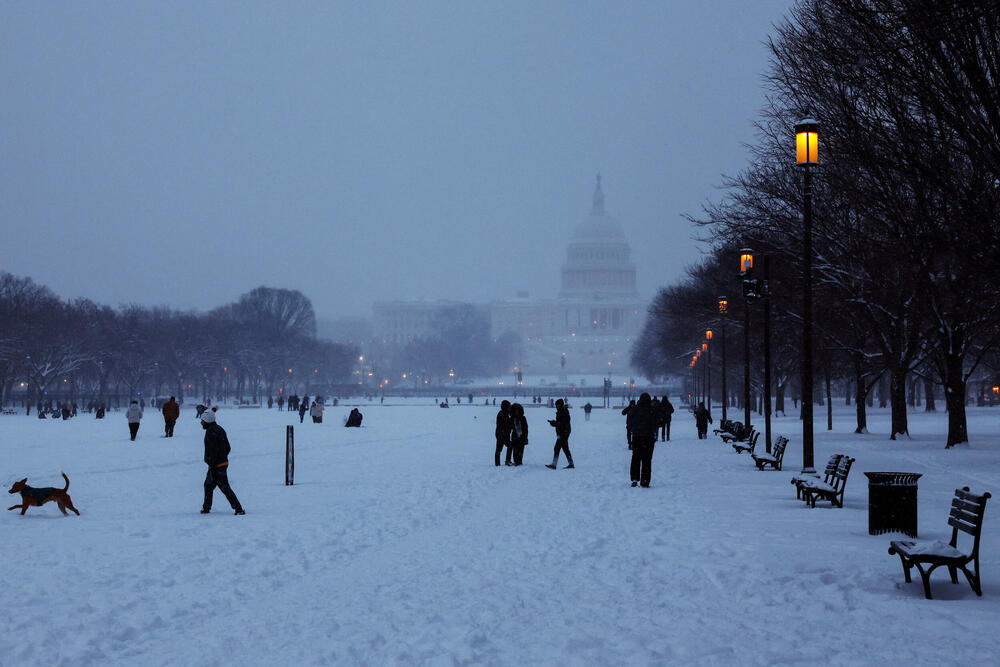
0, 1, 791, 321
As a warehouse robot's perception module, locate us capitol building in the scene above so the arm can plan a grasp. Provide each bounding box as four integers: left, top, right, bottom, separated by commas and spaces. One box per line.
374, 176, 646, 377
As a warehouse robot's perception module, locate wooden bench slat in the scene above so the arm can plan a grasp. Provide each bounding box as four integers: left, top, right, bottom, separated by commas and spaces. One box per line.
956, 488, 989, 504
950, 505, 982, 525
948, 515, 980, 535
952, 497, 983, 513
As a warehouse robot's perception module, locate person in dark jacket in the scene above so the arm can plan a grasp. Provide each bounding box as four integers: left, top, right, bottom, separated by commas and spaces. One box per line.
694, 401, 713, 439
199, 409, 244, 515
621, 399, 636, 449
660, 396, 675, 441
162, 396, 180, 437
545, 399, 574, 469
298, 399, 308, 424
495, 400, 512, 466
509, 402, 528, 465
630, 393, 658, 487
583, 402, 593, 421
345, 408, 363, 427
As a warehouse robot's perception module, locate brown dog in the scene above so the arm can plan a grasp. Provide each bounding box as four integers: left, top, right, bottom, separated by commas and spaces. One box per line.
8, 472, 80, 516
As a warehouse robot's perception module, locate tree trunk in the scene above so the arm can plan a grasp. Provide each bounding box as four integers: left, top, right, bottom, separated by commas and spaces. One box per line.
923, 377, 936, 411
825, 365, 833, 430
907, 375, 916, 407
889, 366, 908, 440
854, 362, 868, 434
944, 352, 968, 448
776, 382, 785, 415
878, 375, 887, 408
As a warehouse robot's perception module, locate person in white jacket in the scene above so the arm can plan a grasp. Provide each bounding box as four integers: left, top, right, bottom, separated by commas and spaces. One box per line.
126, 400, 143, 441
309, 401, 324, 424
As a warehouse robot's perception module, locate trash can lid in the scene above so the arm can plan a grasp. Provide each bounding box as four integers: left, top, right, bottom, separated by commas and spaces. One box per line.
864, 471, 922, 485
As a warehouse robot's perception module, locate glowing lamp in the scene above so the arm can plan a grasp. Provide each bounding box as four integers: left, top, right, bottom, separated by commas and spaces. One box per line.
795, 118, 819, 165
718, 297, 728, 315
993, 385, 999, 395
739, 249, 754, 275
706, 330, 713, 340
702, 343, 708, 351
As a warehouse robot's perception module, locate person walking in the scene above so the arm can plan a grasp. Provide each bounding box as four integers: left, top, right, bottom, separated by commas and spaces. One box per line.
267, 396, 274, 409
629, 393, 658, 488
545, 399, 574, 469
199, 409, 244, 515
126, 400, 143, 441
510, 402, 528, 465
621, 399, 636, 449
660, 396, 674, 441
309, 400, 324, 423
161, 396, 180, 437
298, 399, 308, 424
494, 400, 512, 466
583, 402, 593, 421
694, 401, 713, 439
277, 395, 285, 411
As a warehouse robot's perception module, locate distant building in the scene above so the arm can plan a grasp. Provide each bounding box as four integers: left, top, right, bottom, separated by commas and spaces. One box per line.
372, 176, 646, 376
490, 175, 645, 375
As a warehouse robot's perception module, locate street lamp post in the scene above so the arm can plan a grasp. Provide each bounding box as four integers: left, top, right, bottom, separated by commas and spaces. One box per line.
702, 341, 710, 415
718, 297, 728, 421
796, 117, 819, 474
763, 254, 773, 453
740, 249, 754, 430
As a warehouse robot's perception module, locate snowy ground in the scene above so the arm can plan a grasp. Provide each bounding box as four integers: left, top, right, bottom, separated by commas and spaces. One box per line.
2, 400, 998, 665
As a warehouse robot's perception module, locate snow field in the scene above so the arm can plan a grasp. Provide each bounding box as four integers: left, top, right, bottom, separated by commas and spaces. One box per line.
1, 401, 998, 665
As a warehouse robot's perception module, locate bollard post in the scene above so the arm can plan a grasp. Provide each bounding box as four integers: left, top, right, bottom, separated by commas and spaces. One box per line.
285, 425, 294, 486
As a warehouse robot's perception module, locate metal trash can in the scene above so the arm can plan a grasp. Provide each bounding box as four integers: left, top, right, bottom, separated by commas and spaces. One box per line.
865, 472, 922, 537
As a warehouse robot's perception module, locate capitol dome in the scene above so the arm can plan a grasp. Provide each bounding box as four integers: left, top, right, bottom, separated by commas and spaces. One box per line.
559, 175, 638, 300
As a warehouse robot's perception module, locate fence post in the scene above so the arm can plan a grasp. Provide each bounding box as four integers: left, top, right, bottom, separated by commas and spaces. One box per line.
285, 425, 294, 486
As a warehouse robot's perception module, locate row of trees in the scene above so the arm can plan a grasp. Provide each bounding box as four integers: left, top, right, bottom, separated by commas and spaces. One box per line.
0, 275, 356, 407
633, 0, 1000, 447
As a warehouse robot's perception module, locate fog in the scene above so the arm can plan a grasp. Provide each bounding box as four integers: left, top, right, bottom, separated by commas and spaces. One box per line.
0, 2, 790, 322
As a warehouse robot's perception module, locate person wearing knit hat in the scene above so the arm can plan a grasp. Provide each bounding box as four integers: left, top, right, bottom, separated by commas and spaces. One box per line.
199, 408, 244, 515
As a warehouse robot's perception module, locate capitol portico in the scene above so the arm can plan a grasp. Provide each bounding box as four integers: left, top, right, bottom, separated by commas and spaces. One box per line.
373, 176, 647, 377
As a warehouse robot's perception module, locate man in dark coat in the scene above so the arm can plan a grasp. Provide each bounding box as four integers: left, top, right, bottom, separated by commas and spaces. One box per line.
162, 396, 180, 437
660, 396, 675, 441
545, 399, 574, 469
199, 409, 244, 515
630, 393, 658, 487
495, 400, 512, 466
694, 401, 713, 439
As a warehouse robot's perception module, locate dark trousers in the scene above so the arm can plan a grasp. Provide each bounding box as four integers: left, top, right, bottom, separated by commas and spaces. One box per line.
128, 422, 140, 440
551, 437, 573, 466
164, 419, 176, 437
661, 421, 671, 441
512, 442, 525, 465
630, 437, 655, 486
495, 438, 510, 466
697, 426, 708, 439
203, 466, 242, 512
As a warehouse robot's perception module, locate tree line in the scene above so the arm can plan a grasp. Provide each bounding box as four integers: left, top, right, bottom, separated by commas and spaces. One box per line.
632, 0, 1000, 447
0, 274, 356, 408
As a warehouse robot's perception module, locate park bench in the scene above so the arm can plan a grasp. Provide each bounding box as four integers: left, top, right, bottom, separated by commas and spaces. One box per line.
791, 454, 843, 500
732, 430, 760, 455
800, 455, 855, 508
2, 409, 18, 415
752, 435, 788, 471
721, 422, 753, 444
887, 487, 991, 599
713, 419, 736, 437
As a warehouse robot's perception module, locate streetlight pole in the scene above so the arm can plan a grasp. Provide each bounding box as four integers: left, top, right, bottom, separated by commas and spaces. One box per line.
740, 250, 753, 430
719, 297, 728, 421
796, 117, 819, 474
763, 255, 773, 454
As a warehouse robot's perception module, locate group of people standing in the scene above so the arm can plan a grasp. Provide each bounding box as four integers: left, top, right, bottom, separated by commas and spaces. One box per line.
493, 399, 574, 469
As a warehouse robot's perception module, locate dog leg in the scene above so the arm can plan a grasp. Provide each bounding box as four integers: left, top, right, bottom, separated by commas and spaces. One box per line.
8, 504, 24, 511
63, 497, 80, 516
57, 501, 68, 515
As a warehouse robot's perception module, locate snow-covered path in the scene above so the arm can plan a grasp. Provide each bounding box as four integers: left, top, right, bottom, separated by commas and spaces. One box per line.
2, 402, 998, 665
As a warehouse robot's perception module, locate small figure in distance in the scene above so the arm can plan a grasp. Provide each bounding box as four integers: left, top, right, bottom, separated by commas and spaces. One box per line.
345, 407, 363, 427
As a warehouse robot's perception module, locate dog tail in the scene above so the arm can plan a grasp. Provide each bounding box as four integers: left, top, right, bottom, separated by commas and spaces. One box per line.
61, 472, 69, 491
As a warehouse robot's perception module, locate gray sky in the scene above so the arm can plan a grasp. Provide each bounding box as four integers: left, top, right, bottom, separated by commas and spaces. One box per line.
0, 1, 791, 321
